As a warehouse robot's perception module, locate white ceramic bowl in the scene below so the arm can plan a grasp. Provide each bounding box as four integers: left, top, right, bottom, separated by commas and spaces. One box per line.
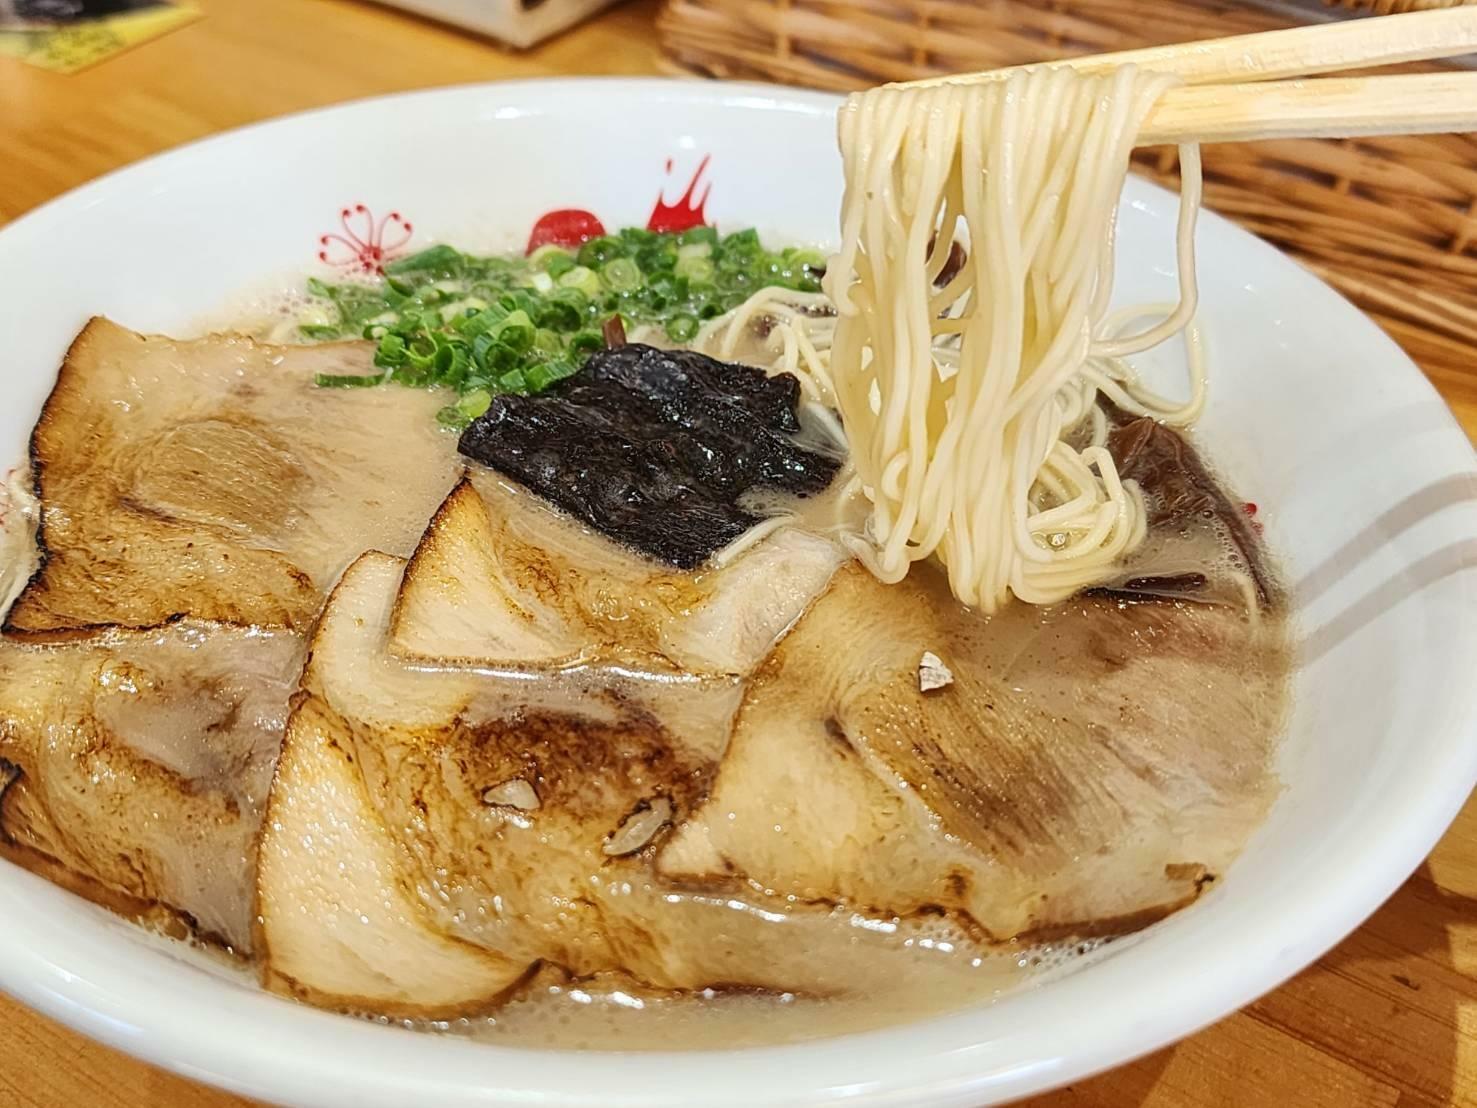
1, 79, 1475, 1108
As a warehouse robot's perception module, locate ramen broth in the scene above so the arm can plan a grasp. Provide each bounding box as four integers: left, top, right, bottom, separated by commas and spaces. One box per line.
0, 224, 1290, 1049
413, 937, 1119, 1050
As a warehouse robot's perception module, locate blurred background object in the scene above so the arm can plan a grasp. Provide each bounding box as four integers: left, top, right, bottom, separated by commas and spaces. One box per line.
658, 0, 1477, 420
0, 0, 166, 24
0, 0, 195, 71
367, 0, 625, 47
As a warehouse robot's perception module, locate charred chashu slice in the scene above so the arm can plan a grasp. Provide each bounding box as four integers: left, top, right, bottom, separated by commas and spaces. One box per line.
7, 318, 462, 634
660, 563, 1286, 941
0, 624, 302, 952
258, 693, 526, 1016
259, 554, 1000, 1019
389, 471, 845, 676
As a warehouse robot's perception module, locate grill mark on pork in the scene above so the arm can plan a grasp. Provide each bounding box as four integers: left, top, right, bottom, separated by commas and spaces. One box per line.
9, 319, 92, 633
0, 757, 19, 809
822, 716, 856, 756
449, 708, 709, 824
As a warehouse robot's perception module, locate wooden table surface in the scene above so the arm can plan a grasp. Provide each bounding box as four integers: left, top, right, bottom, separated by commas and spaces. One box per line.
0, 1, 1474, 1105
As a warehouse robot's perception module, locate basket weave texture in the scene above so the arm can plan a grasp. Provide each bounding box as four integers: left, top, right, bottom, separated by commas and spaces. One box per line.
658, 0, 1477, 404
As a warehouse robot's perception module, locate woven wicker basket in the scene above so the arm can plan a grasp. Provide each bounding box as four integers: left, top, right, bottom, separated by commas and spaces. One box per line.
658, 0, 1477, 399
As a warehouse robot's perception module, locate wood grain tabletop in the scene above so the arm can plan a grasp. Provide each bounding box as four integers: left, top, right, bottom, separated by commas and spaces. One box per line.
0, 1, 1474, 1105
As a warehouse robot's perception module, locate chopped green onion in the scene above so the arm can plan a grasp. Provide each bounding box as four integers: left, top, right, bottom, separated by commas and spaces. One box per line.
568, 330, 605, 357
453, 304, 508, 338
385, 244, 463, 275
722, 228, 760, 250
675, 255, 715, 283
498, 289, 540, 316
557, 265, 603, 298
303, 225, 827, 422
315, 372, 388, 388
457, 388, 493, 420
524, 358, 580, 392
535, 297, 583, 332
529, 243, 574, 270
785, 246, 828, 271
577, 235, 627, 269
375, 333, 409, 366
544, 253, 577, 280
718, 269, 754, 293
678, 225, 719, 247
666, 314, 699, 343
636, 242, 678, 274
601, 257, 642, 292
490, 309, 536, 354
436, 404, 471, 429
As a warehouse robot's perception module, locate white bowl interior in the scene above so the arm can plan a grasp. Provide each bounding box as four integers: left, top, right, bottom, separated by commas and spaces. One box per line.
1, 80, 1475, 1108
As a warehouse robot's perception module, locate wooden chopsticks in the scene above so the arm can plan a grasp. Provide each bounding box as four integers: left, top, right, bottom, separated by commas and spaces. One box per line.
895, 6, 1477, 146
1140, 71, 1477, 143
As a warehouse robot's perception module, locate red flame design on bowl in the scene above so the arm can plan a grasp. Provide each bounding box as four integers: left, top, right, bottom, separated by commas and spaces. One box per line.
647, 155, 712, 234
319, 205, 414, 274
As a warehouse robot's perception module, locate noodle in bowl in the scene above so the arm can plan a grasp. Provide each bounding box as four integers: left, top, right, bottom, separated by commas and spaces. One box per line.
0, 79, 1473, 1107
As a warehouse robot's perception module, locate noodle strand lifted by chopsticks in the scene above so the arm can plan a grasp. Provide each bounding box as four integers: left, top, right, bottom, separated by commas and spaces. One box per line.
695, 65, 1204, 612
822, 65, 1203, 611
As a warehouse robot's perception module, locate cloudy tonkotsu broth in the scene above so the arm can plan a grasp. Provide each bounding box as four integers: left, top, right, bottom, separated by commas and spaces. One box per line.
0, 63, 1297, 1049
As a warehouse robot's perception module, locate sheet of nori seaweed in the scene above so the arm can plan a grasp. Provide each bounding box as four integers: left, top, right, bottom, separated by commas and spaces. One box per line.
458, 344, 841, 569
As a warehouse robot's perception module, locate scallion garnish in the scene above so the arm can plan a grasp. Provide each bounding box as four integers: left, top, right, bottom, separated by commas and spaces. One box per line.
297, 226, 828, 424
314, 372, 390, 388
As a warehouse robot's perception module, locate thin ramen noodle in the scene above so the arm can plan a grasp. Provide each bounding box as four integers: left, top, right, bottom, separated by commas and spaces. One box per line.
700, 65, 1207, 610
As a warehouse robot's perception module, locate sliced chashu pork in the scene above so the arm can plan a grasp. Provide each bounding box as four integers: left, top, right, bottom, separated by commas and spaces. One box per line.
0, 623, 303, 951
7, 318, 462, 634
389, 471, 845, 675
259, 692, 525, 1016
258, 554, 999, 1018
660, 562, 1287, 941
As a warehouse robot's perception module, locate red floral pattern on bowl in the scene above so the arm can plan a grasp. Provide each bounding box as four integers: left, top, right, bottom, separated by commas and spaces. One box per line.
318, 205, 414, 274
